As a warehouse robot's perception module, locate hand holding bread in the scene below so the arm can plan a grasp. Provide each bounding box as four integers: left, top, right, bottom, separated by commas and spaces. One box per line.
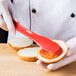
36, 38, 76, 70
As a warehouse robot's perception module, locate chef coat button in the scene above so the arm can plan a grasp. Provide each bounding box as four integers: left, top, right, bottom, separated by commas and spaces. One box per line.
71, 13, 75, 18
32, 9, 36, 13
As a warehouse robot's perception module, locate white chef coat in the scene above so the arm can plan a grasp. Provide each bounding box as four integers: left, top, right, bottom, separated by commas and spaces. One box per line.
8, 0, 76, 41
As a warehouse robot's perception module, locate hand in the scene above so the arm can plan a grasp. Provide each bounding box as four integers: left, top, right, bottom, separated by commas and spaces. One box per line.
36, 38, 76, 70
0, 0, 19, 34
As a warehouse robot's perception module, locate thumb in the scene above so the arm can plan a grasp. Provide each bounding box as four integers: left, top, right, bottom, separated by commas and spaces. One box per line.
66, 38, 76, 56
0, 16, 8, 31
66, 49, 73, 57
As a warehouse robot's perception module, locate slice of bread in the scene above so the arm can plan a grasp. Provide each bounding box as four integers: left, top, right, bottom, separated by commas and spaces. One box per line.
37, 40, 68, 63
18, 45, 39, 61
8, 37, 33, 51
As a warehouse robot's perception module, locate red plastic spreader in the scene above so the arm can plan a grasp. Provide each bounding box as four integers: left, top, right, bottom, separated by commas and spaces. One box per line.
14, 22, 61, 52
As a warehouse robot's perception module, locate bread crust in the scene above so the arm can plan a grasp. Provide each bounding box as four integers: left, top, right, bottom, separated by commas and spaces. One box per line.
17, 45, 39, 61
8, 38, 33, 51
37, 40, 68, 63
8, 43, 32, 51
18, 54, 37, 61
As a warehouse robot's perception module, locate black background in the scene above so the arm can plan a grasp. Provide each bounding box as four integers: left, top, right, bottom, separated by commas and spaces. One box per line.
0, 28, 8, 43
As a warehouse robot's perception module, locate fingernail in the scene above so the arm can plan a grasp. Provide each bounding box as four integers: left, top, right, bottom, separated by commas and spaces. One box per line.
47, 64, 54, 70
36, 60, 41, 64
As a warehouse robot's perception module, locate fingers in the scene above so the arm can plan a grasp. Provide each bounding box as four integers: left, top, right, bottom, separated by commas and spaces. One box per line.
2, 8, 16, 34
47, 55, 76, 70
36, 60, 48, 69
0, 0, 16, 34
8, 1, 19, 22
36, 55, 76, 70
0, 15, 8, 31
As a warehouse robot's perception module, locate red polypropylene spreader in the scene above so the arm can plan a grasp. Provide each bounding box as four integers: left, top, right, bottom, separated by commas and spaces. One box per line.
14, 22, 61, 52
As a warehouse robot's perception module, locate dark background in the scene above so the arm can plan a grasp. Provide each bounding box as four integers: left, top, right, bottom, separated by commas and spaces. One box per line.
0, 28, 8, 43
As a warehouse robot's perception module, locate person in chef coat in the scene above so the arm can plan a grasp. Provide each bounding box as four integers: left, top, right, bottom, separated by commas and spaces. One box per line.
0, 0, 76, 70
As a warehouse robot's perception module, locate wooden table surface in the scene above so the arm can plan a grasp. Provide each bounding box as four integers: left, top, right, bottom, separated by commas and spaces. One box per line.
0, 44, 76, 76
